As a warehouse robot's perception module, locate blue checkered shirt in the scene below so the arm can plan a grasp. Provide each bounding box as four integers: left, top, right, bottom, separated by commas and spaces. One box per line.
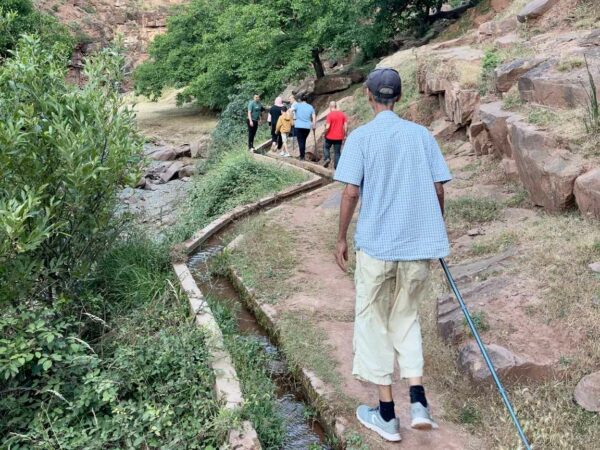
334, 110, 452, 261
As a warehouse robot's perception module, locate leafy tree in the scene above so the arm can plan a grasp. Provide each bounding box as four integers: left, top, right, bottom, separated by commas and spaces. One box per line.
0, 36, 142, 307
0, 0, 72, 57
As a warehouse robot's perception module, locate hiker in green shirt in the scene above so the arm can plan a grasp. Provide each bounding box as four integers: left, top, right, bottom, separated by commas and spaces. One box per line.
247, 94, 265, 152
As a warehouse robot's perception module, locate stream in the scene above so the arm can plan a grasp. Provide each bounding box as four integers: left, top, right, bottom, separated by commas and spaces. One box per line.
188, 243, 331, 449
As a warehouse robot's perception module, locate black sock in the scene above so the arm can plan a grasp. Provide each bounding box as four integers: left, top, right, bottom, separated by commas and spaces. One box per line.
379, 400, 396, 422
410, 385, 428, 408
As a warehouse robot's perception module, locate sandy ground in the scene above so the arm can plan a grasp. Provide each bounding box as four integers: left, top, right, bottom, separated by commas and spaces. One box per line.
130, 89, 217, 145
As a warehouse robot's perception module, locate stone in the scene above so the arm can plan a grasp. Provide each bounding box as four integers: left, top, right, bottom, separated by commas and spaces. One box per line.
518, 60, 593, 109
494, 58, 545, 93
159, 161, 185, 183
443, 83, 480, 125
178, 165, 197, 178
190, 139, 209, 158
459, 341, 554, 382
459, 342, 516, 381
579, 29, 600, 47
456, 141, 475, 156
467, 228, 483, 236
451, 248, 516, 284
312, 75, 352, 95
501, 158, 519, 182
494, 32, 521, 49
508, 118, 585, 211
472, 128, 494, 155
491, 0, 511, 12
150, 148, 176, 161
348, 70, 365, 84
479, 102, 517, 157
517, 0, 559, 23
574, 371, 600, 412
574, 168, 600, 220
430, 118, 459, 139
477, 17, 518, 41
589, 262, 600, 273
174, 144, 191, 158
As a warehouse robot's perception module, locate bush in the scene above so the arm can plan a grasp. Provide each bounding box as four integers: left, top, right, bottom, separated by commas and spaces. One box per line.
173, 150, 307, 241
0, 37, 142, 307
0, 0, 72, 57
479, 49, 500, 95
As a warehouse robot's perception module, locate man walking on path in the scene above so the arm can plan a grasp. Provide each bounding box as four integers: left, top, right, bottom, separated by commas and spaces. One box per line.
247, 94, 264, 152
292, 94, 316, 160
323, 101, 348, 169
334, 68, 452, 442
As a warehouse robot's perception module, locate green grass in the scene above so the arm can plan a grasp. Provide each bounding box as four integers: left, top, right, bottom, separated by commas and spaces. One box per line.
464, 310, 490, 333
527, 107, 558, 127
446, 196, 502, 225
471, 231, 519, 256
225, 215, 297, 304
171, 150, 307, 242
279, 312, 340, 386
557, 58, 585, 72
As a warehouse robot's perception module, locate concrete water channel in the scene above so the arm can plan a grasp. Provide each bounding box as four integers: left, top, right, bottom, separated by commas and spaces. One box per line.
188, 243, 331, 449
178, 151, 336, 448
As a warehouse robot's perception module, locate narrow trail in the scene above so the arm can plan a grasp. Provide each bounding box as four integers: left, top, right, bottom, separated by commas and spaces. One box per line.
232, 174, 481, 449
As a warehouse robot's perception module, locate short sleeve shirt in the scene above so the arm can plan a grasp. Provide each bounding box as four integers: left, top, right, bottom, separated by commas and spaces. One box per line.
334, 110, 452, 261
248, 100, 263, 121
325, 110, 347, 140
294, 102, 315, 129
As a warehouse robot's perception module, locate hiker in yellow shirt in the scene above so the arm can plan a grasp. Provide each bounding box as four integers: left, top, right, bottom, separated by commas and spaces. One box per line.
275, 106, 294, 157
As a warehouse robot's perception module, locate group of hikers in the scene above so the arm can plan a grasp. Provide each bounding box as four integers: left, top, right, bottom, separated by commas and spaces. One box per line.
247, 92, 348, 169
248, 68, 453, 443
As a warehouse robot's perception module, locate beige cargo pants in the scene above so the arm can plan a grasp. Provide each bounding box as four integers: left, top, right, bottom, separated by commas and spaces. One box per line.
353, 250, 430, 385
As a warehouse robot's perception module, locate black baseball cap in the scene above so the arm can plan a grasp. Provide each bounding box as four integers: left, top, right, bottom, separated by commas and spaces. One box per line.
365, 68, 402, 99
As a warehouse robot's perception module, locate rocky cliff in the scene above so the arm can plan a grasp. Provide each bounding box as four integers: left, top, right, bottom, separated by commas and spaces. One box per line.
37, 0, 185, 83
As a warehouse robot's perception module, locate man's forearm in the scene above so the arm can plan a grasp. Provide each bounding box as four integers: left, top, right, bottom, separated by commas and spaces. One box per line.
435, 182, 445, 216
338, 188, 359, 241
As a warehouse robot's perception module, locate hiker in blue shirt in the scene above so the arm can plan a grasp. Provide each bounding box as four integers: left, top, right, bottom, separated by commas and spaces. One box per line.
292, 94, 316, 160
334, 68, 452, 442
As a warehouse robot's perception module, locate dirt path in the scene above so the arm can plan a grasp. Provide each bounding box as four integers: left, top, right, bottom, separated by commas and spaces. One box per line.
240, 183, 480, 449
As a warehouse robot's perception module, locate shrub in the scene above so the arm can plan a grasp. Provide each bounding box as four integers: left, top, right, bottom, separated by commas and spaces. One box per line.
479, 49, 501, 95
174, 150, 306, 241
0, 37, 142, 307
0, 0, 72, 57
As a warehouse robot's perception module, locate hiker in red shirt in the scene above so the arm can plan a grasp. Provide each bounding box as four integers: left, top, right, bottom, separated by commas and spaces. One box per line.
323, 101, 348, 169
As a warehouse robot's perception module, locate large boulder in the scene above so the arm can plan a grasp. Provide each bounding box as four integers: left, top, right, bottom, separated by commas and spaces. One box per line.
508, 118, 585, 211
469, 121, 494, 155
459, 342, 554, 382
313, 75, 353, 95
574, 371, 600, 412
477, 17, 518, 42
478, 102, 518, 157
494, 58, 545, 93
444, 83, 480, 125
517, 0, 559, 23
430, 118, 459, 139
518, 61, 595, 109
150, 148, 176, 161
574, 168, 600, 220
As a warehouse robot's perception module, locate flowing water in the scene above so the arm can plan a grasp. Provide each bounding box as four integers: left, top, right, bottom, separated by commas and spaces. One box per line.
188, 245, 331, 449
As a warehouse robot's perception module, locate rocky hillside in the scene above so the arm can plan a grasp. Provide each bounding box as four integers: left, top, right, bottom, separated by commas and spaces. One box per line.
36, 0, 185, 82
379, 0, 600, 218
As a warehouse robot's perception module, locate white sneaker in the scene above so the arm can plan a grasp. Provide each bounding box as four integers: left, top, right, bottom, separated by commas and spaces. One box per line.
283, 152, 290, 157
410, 402, 439, 430
279, 151, 285, 156
356, 405, 401, 442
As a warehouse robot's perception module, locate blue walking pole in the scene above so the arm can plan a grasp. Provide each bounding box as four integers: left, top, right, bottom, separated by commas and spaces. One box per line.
439, 258, 532, 450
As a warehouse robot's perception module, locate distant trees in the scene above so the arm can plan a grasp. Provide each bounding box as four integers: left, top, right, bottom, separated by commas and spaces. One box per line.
0, 0, 72, 58
134, 0, 478, 110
